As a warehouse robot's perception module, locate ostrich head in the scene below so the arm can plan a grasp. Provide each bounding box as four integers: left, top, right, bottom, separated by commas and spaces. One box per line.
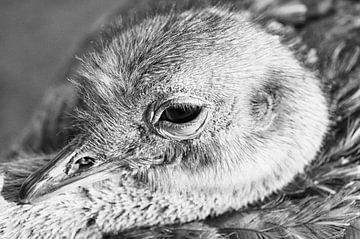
19, 7, 329, 204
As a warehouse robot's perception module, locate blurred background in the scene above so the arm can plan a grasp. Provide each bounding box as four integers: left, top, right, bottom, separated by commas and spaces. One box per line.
0, 0, 126, 154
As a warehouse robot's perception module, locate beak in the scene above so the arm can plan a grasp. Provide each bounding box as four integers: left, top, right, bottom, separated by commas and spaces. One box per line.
19, 140, 117, 204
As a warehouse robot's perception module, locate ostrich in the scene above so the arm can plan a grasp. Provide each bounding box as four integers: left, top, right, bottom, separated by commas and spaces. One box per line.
1, 0, 359, 238
19, 4, 329, 205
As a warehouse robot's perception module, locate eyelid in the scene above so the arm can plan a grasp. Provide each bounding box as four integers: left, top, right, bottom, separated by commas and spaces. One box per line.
156, 109, 209, 140
158, 107, 205, 128
147, 97, 213, 140
150, 97, 211, 125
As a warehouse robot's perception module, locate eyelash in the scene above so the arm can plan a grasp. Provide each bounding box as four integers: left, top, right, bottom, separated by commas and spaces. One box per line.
146, 98, 213, 140
150, 99, 203, 124
159, 104, 202, 123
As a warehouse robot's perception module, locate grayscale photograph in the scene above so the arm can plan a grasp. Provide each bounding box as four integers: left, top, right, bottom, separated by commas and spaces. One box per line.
0, 0, 359, 238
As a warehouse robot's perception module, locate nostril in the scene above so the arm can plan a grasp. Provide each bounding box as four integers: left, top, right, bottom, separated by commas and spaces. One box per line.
76, 157, 95, 169
125, 146, 137, 155
66, 156, 96, 175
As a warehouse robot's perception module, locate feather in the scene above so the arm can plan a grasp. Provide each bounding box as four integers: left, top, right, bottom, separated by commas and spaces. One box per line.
1, 0, 360, 238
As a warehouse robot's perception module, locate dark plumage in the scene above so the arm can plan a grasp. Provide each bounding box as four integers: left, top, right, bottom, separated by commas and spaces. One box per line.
0, 0, 359, 238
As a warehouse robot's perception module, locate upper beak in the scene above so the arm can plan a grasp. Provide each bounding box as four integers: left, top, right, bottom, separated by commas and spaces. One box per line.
19, 141, 118, 204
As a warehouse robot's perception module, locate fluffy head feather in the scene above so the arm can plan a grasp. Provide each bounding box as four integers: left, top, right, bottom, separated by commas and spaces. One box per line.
70, 6, 329, 204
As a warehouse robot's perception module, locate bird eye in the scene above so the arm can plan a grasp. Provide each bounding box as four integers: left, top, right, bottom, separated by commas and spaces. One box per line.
149, 99, 212, 141
160, 105, 202, 124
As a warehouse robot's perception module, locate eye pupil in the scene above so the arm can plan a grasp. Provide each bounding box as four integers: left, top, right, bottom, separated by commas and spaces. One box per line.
161, 105, 201, 124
